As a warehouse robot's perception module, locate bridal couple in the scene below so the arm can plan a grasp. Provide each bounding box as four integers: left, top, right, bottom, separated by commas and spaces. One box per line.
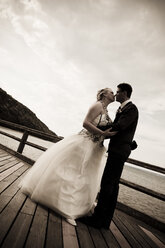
19, 83, 138, 229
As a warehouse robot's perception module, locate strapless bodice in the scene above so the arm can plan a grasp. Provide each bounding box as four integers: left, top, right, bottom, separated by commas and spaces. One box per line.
92, 113, 112, 127
79, 113, 112, 145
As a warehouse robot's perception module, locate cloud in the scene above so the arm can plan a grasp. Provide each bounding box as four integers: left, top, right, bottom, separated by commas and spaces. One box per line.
0, 47, 13, 65
20, 0, 42, 12
0, 0, 165, 165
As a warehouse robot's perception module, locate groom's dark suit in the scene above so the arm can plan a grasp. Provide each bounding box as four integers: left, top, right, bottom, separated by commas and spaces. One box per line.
93, 101, 139, 227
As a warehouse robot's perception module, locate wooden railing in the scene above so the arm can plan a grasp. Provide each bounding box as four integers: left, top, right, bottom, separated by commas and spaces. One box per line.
0, 119, 165, 203
0, 119, 63, 151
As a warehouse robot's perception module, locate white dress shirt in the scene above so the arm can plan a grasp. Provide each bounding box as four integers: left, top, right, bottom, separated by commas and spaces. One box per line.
120, 99, 131, 109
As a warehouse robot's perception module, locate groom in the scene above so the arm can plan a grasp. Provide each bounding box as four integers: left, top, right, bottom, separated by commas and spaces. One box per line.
78, 83, 139, 229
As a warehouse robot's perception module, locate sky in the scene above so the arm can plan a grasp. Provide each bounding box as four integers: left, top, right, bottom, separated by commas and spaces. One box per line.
0, 0, 165, 168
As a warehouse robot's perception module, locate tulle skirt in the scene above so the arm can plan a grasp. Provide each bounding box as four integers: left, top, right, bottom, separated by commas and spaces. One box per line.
19, 133, 106, 219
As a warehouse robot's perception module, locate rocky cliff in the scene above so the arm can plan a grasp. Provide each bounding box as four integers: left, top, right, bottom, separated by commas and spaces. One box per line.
0, 88, 58, 136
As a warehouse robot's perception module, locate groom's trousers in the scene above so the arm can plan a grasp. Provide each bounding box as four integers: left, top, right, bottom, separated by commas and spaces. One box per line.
93, 152, 125, 226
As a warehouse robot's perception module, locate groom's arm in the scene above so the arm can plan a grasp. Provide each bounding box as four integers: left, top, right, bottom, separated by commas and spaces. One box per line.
111, 105, 138, 131
97, 124, 112, 131
98, 105, 138, 131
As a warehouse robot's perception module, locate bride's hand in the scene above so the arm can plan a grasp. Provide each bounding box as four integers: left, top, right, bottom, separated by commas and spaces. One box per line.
102, 128, 118, 137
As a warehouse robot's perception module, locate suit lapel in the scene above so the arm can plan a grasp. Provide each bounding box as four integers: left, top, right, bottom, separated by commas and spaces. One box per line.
121, 101, 132, 112
114, 102, 132, 122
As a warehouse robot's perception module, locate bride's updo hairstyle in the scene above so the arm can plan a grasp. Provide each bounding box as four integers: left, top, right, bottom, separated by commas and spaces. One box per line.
97, 88, 109, 101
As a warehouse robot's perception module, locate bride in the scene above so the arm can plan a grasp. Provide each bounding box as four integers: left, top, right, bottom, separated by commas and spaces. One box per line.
19, 88, 116, 226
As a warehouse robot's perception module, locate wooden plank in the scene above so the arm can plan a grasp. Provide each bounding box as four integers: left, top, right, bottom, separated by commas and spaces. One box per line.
101, 229, 120, 248
143, 225, 165, 245
0, 164, 29, 194
8, 171, 28, 195
0, 152, 5, 156
0, 147, 164, 248
129, 212, 165, 244
0, 162, 24, 181
45, 210, 63, 248
113, 213, 142, 248
20, 197, 37, 215
0, 153, 11, 158
0, 150, 5, 153
2, 167, 28, 194
25, 205, 48, 248
139, 226, 165, 248
1, 198, 36, 248
132, 213, 165, 248
115, 210, 150, 248
135, 225, 161, 248
117, 210, 153, 248
0, 190, 27, 244
0, 149, 5, 153
117, 202, 165, 233
110, 221, 131, 248
0, 166, 29, 212
1, 213, 33, 248
0, 155, 12, 161
0, 157, 16, 166
0, 144, 35, 165
88, 226, 108, 248
62, 219, 79, 248
119, 210, 159, 248
76, 221, 95, 248
0, 160, 19, 173
0, 152, 8, 156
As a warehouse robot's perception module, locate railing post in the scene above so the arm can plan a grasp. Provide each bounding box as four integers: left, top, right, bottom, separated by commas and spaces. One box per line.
17, 131, 29, 154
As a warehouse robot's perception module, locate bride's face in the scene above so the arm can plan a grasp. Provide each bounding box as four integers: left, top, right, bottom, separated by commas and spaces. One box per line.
105, 89, 115, 102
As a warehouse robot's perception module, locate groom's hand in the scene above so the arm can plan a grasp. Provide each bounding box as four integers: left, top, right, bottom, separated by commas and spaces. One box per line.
97, 124, 112, 131
103, 128, 118, 138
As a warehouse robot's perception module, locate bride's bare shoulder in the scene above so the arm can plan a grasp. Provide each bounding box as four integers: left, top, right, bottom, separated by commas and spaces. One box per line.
89, 101, 102, 110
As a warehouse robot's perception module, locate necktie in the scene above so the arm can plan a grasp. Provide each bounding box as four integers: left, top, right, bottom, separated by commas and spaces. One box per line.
116, 106, 122, 113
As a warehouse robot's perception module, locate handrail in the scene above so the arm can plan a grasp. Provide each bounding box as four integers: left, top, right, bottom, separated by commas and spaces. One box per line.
1, 119, 164, 174
0, 119, 165, 203
0, 119, 63, 156
0, 130, 21, 142
0, 119, 63, 142
127, 158, 165, 174
120, 178, 165, 201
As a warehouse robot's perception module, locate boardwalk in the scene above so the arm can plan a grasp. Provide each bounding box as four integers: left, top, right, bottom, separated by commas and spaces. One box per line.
0, 148, 164, 248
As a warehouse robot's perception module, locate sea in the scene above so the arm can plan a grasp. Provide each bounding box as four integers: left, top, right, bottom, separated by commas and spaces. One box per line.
0, 126, 165, 224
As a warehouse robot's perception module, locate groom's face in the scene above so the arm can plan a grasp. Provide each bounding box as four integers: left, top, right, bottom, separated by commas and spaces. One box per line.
115, 87, 125, 103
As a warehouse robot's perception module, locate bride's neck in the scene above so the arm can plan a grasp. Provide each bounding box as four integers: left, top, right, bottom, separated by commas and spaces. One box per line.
100, 98, 109, 109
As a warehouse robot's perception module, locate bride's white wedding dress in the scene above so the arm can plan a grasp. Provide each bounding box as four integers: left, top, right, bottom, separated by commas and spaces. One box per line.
19, 114, 111, 220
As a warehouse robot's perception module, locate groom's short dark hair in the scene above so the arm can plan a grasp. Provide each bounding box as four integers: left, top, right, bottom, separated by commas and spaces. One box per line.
117, 83, 132, 98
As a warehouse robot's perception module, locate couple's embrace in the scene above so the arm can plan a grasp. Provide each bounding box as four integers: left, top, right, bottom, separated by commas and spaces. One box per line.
19, 83, 138, 229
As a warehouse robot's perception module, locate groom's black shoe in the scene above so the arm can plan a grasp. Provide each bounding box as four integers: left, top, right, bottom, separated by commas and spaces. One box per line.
77, 216, 109, 230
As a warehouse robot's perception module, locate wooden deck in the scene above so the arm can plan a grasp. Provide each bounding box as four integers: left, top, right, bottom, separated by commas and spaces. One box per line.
0, 148, 165, 248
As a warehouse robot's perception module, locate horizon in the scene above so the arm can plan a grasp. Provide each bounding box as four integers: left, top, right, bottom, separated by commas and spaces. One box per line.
0, 0, 165, 168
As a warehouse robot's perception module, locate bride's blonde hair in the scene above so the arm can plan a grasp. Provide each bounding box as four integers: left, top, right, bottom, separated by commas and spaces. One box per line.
97, 88, 109, 101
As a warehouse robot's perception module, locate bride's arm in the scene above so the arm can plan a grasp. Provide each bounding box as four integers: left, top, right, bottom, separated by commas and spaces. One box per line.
83, 102, 118, 138
83, 102, 114, 137
83, 102, 104, 135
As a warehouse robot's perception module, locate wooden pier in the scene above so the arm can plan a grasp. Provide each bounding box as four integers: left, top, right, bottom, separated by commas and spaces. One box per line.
0, 119, 165, 247
0, 148, 165, 248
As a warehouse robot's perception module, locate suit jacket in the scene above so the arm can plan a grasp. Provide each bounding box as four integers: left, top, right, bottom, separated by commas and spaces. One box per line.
108, 102, 139, 161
